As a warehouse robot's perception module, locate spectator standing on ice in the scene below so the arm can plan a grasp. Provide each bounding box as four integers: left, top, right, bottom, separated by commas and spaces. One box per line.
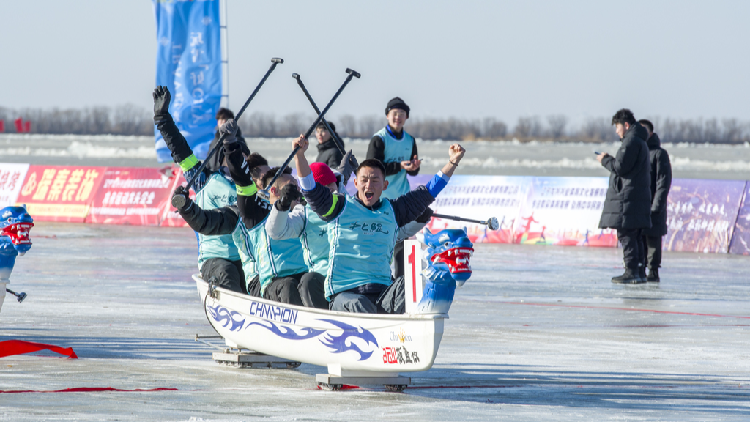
366, 97, 421, 279
314, 121, 344, 169
637, 119, 672, 282
153, 87, 251, 294
596, 108, 652, 284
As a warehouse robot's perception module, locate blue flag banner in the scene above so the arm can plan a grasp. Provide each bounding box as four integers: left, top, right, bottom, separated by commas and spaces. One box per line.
153, 0, 222, 163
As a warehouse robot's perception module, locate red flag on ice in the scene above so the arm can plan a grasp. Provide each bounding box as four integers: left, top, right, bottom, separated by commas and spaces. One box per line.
0, 340, 78, 359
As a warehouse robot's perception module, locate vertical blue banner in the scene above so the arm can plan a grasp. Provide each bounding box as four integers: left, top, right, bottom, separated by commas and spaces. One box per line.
153, 0, 221, 163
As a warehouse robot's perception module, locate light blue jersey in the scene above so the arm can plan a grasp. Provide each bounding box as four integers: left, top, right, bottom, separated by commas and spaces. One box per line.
196, 172, 241, 268
246, 216, 307, 296
374, 127, 415, 200
325, 196, 399, 299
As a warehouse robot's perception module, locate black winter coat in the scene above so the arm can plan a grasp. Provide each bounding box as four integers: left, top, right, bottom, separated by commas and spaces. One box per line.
598, 123, 652, 230
314, 137, 345, 169
643, 133, 672, 236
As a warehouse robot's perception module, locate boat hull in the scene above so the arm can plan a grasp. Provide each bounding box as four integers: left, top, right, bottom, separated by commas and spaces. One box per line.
195, 275, 446, 373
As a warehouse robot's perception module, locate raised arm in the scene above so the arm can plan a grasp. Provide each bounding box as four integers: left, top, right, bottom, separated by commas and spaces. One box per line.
391, 143, 465, 227
294, 135, 346, 222
152, 86, 210, 191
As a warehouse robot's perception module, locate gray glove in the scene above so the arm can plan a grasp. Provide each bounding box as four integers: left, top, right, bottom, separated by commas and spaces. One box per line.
219, 119, 238, 147
337, 149, 358, 187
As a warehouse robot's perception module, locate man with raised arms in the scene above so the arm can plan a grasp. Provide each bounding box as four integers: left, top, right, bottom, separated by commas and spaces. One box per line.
266, 162, 435, 309
292, 134, 465, 314
153, 86, 253, 294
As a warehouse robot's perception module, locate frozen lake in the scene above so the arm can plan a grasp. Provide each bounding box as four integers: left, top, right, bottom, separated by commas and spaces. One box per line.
2, 134, 750, 180
1, 222, 750, 421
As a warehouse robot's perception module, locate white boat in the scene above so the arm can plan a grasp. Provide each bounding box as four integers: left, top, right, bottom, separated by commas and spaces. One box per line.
194, 232, 475, 390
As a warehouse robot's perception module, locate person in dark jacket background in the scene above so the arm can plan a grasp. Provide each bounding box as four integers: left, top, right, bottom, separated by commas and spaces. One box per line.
204, 108, 251, 173
596, 109, 652, 284
314, 121, 345, 169
637, 119, 672, 282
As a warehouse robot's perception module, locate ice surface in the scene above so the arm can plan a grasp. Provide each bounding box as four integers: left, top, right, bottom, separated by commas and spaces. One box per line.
1, 223, 750, 421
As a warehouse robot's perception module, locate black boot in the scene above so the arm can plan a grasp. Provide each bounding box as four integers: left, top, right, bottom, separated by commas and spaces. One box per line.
646, 268, 660, 283
612, 269, 645, 284
638, 266, 647, 282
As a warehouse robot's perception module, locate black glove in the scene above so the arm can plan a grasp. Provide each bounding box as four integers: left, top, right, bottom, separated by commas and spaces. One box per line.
275, 183, 302, 212
416, 207, 434, 223
219, 119, 238, 147
171, 185, 193, 211
152, 86, 171, 116
337, 149, 358, 187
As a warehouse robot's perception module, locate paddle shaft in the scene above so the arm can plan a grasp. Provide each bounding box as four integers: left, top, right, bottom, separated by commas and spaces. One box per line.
432, 213, 487, 226
263, 69, 359, 191
185, 58, 283, 191
292, 74, 346, 156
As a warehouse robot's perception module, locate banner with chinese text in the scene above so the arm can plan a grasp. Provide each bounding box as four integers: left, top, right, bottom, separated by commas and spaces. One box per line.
426, 175, 530, 244
0, 163, 30, 208
159, 169, 193, 227
728, 182, 750, 255
153, 0, 222, 162
513, 177, 617, 247
664, 179, 745, 253
16, 166, 106, 222
88, 167, 179, 225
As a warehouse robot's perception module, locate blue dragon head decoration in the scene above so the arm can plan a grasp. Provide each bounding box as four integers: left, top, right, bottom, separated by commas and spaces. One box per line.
417, 228, 474, 314
0, 206, 34, 284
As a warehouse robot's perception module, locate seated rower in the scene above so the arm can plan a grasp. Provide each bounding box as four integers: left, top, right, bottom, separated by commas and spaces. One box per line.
291, 134, 465, 313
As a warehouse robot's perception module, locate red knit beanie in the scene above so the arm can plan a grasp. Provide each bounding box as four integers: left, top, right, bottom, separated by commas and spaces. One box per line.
310, 162, 337, 186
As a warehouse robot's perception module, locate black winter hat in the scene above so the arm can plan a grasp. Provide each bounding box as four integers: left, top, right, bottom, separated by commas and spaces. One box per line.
385, 97, 410, 118
316, 121, 336, 133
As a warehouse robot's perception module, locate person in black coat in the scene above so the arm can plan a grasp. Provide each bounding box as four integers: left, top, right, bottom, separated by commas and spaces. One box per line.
313, 121, 345, 169
205, 108, 250, 173
637, 119, 672, 282
596, 109, 652, 284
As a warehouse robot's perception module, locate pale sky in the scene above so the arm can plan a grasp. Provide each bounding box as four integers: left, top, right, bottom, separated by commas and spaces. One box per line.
2, 0, 749, 127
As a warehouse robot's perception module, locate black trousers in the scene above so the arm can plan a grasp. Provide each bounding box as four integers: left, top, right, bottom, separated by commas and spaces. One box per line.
298, 272, 328, 309
262, 272, 304, 306
246, 275, 261, 297
200, 258, 246, 295
640, 235, 663, 270
617, 229, 644, 272
393, 240, 405, 279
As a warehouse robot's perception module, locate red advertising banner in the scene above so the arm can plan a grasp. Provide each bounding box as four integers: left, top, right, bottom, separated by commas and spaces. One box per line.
15, 165, 106, 222
88, 166, 179, 226
159, 169, 193, 227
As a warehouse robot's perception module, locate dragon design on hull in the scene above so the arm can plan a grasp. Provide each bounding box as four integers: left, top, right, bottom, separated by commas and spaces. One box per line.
417, 228, 474, 314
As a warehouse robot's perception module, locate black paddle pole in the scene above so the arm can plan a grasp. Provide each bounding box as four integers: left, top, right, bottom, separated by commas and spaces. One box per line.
262, 68, 361, 193
185, 57, 283, 191
6, 288, 26, 303
291, 73, 346, 156
432, 213, 500, 230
